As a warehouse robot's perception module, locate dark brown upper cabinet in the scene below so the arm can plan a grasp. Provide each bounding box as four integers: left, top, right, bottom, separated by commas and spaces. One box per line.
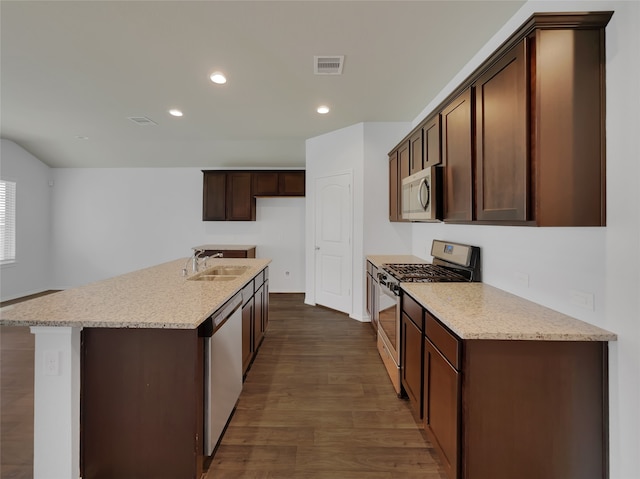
202, 171, 254, 221
389, 151, 400, 222
422, 114, 442, 169
527, 23, 607, 226
203, 170, 305, 221
388, 11, 612, 227
409, 129, 423, 176
398, 140, 410, 182
253, 171, 305, 197
202, 171, 227, 221
442, 88, 474, 223
226, 172, 255, 221
474, 40, 528, 222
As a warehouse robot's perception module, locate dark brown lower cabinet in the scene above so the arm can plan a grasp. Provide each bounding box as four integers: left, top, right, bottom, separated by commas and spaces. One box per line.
81, 328, 204, 479
424, 337, 460, 479
403, 307, 610, 479
253, 283, 264, 349
461, 340, 608, 479
242, 293, 254, 375
241, 267, 270, 377
401, 294, 424, 415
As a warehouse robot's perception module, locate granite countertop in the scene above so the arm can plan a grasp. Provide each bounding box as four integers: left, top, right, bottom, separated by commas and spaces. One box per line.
193, 244, 256, 251
402, 282, 617, 342
0, 258, 270, 329
367, 255, 428, 269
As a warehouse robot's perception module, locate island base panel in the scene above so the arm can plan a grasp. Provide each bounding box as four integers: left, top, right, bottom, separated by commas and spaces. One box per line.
81, 328, 204, 479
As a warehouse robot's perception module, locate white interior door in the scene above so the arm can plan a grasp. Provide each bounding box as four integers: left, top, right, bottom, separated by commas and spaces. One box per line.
314, 172, 352, 314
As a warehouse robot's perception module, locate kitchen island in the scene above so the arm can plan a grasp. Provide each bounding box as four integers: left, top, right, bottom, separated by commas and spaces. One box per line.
0, 257, 270, 479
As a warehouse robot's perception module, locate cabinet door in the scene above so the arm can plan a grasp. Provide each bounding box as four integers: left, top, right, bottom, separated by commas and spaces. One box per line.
423, 115, 441, 168
424, 337, 460, 479
262, 279, 269, 334
202, 171, 226, 221
253, 172, 279, 196
442, 88, 473, 222
279, 171, 305, 196
226, 172, 255, 221
242, 299, 253, 375
253, 284, 264, 349
401, 313, 423, 416
409, 129, 423, 175
389, 152, 400, 221
475, 41, 528, 221
398, 140, 410, 182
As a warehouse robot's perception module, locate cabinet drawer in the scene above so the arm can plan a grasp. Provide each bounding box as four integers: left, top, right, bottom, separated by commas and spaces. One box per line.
425, 312, 460, 370
402, 293, 424, 331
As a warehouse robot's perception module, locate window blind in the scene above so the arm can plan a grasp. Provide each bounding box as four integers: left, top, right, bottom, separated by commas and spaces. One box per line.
0, 180, 16, 264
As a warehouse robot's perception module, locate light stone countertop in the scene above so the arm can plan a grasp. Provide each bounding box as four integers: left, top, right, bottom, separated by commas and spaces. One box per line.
0, 258, 270, 329
402, 282, 617, 341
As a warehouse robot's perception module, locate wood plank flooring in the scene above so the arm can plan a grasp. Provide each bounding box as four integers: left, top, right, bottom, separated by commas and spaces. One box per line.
0, 293, 445, 479
205, 293, 445, 478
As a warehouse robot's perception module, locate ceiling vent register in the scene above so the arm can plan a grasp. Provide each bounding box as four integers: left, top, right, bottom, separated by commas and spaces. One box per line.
127, 116, 157, 126
314, 56, 344, 75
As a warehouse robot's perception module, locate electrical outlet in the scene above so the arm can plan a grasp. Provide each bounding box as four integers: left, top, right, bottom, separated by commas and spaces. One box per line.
514, 271, 529, 287
570, 290, 595, 311
43, 350, 60, 376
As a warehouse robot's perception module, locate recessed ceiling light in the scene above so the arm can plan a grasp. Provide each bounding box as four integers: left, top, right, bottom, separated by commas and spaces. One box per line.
210, 72, 227, 84
169, 109, 183, 117
317, 105, 330, 114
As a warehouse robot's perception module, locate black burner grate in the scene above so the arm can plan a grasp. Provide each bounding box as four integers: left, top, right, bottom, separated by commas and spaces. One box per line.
382, 263, 470, 282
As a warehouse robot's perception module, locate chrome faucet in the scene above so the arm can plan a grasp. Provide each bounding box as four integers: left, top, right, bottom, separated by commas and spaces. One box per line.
192, 249, 207, 272
182, 250, 223, 276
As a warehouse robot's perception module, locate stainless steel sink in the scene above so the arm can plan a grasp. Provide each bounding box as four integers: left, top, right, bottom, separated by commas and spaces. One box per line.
187, 265, 250, 281
204, 266, 250, 276
189, 275, 237, 282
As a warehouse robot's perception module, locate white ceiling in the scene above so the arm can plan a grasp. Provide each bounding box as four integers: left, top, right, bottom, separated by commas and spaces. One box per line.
0, 0, 525, 168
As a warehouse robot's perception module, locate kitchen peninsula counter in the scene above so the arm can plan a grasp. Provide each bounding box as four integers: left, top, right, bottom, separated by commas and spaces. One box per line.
0, 257, 270, 329
402, 282, 616, 341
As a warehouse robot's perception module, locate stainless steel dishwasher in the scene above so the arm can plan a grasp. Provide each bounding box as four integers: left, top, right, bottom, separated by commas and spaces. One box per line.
204, 292, 243, 455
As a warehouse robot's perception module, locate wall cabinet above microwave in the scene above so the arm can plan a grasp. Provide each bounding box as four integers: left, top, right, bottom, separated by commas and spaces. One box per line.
389, 11, 612, 226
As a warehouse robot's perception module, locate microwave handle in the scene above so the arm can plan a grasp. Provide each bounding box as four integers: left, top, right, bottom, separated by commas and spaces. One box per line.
418, 178, 430, 210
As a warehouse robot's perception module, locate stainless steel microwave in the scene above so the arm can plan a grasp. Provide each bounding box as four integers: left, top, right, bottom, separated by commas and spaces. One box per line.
401, 166, 442, 221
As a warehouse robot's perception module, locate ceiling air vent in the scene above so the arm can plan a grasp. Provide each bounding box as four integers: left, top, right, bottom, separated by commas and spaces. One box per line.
127, 116, 157, 126
314, 56, 344, 75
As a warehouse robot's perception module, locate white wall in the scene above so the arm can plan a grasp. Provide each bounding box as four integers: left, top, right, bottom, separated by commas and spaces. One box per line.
408, 2, 640, 478
305, 122, 411, 320
0, 140, 52, 301
50, 168, 305, 292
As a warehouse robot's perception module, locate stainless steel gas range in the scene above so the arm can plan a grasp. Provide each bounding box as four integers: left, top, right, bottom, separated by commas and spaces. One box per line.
376, 240, 481, 395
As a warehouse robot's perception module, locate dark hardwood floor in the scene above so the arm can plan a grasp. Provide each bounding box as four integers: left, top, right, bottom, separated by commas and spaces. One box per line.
0, 293, 445, 479
205, 293, 445, 478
